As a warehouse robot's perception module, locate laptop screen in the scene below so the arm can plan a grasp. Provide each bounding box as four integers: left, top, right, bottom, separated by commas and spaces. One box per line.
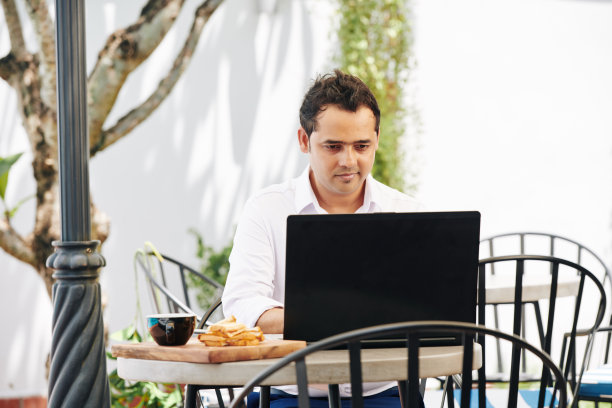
283, 211, 481, 345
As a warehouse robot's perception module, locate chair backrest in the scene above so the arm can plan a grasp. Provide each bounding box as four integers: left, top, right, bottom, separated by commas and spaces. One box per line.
229, 321, 568, 408
135, 251, 224, 325
197, 297, 224, 330
481, 233, 612, 376
478, 255, 606, 395
480, 232, 611, 297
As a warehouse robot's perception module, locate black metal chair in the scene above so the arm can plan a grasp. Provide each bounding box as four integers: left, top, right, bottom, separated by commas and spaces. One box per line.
574, 325, 612, 406
228, 320, 568, 408
135, 251, 231, 407
480, 232, 611, 377
183, 296, 235, 408
480, 234, 612, 408
477, 255, 606, 407
183, 297, 238, 408
480, 232, 611, 340
135, 251, 224, 325
198, 296, 224, 329
480, 233, 610, 285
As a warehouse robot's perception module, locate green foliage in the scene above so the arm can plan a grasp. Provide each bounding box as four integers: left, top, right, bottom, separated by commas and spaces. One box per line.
0, 152, 34, 219
187, 228, 232, 310
107, 325, 183, 408
335, 0, 419, 193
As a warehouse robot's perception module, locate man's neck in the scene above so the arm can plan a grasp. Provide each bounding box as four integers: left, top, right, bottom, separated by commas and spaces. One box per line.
309, 173, 366, 214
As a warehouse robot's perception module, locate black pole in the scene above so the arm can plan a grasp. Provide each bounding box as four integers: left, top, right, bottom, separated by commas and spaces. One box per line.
47, 0, 110, 406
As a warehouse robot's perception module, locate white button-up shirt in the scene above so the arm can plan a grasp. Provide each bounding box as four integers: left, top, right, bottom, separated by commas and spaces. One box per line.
223, 166, 423, 326
222, 166, 424, 397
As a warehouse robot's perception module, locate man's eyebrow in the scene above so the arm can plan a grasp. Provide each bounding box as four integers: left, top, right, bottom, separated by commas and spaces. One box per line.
321, 139, 373, 144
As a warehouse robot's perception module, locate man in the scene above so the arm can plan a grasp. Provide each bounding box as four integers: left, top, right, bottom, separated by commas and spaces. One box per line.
222, 70, 424, 407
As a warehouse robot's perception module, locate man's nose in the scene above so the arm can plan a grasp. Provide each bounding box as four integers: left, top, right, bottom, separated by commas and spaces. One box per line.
339, 147, 357, 168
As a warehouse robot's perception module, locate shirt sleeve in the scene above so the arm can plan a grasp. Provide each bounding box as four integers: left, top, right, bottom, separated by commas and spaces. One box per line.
222, 198, 284, 328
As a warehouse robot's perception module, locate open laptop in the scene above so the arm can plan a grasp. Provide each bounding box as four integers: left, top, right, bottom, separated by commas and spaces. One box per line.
283, 211, 481, 346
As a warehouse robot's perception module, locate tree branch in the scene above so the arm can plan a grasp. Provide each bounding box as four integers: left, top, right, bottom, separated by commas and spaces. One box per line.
87, 0, 186, 153
23, 0, 56, 110
91, 0, 224, 155
0, 53, 17, 82
91, 202, 110, 244
0, 218, 37, 268
1, 0, 26, 56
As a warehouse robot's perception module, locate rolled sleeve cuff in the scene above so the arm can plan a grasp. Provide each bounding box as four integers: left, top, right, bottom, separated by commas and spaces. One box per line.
222, 295, 284, 328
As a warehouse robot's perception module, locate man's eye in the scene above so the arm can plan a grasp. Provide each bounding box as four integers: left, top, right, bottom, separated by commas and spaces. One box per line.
325, 145, 341, 150
356, 144, 369, 151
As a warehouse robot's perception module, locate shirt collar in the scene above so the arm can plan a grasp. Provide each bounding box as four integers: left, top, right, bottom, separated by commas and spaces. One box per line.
295, 166, 382, 214
294, 166, 322, 214
357, 174, 382, 213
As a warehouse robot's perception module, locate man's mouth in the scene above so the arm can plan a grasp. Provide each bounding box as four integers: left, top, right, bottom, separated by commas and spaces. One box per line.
335, 173, 358, 182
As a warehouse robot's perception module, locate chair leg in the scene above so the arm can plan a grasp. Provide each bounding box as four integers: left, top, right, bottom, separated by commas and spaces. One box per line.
215, 388, 225, 408
259, 386, 271, 408
397, 380, 406, 408
397, 379, 426, 408
521, 304, 528, 374
185, 385, 198, 408
445, 376, 455, 408
228, 388, 246, 408
328, 384, 341, 408
532, 302, 546, 348
493, 305, 504, 374
438, 379, 446, 408
420, 378, 427, 396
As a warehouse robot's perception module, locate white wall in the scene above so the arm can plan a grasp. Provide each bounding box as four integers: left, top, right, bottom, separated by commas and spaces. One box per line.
1, 0, 611, 398
0, 0, 333, 397
415, 0, 612, 261
0, 0, 51, 397
87, 0, 335, 332
413, 0, 612, 359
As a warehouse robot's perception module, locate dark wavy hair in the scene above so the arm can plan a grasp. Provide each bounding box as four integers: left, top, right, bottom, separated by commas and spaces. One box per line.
299, 69, 380, 138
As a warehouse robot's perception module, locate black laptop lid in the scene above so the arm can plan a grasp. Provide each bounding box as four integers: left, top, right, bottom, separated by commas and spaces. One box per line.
283, 211, 481, 344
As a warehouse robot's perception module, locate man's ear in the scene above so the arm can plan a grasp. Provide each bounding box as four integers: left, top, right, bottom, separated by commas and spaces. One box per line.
298, 127, 310, 153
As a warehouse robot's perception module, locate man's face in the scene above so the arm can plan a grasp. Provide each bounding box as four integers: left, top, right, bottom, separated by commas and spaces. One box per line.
298, 105, 379, 203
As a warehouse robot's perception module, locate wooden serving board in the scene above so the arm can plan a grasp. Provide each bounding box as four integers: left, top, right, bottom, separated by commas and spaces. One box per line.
111, 339, 306, 364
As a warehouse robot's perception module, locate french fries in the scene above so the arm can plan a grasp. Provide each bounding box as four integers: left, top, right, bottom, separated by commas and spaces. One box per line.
197, 315, 265, 347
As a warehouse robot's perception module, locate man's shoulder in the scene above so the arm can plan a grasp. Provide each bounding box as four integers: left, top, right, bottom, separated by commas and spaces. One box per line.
248, 178, 296, 203
241, 178, 298, 218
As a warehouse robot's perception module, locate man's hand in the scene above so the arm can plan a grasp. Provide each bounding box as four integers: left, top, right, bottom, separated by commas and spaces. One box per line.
256, 307, 284, 334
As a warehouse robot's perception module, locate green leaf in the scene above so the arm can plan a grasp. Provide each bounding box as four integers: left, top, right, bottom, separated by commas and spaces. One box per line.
187, 229, 233, 310
110, 324, 143, 342
0, 152, 23, 201
7, 194, 34, 219
0, 173, 8, 204
188, 228, 208, 259
335, 0, 419, 193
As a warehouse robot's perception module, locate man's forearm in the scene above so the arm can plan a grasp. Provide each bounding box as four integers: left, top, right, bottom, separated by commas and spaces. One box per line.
256, 307, 284, 334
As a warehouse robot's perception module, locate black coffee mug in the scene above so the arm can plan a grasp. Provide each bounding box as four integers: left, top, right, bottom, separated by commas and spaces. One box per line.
147, 313, 196, 346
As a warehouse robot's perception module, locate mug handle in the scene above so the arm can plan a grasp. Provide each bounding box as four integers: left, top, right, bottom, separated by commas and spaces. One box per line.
166, 321, 175, 344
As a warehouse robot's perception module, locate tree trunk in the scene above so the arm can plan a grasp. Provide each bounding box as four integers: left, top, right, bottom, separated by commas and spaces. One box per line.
0, 0, 223, 299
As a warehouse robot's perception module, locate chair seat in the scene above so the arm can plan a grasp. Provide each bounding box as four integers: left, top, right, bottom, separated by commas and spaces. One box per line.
579, 364, 612, 398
